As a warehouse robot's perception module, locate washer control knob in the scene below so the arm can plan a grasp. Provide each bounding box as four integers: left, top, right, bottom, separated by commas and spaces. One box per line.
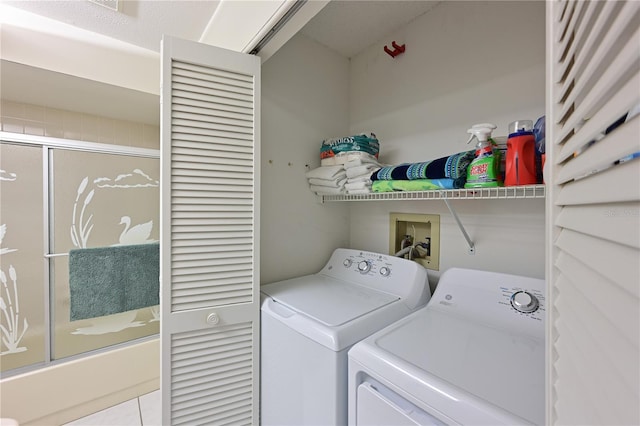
357, 260, 371, 274
380, 266, 391, 277
343, 259, 353, 268
510, 291, 539, 313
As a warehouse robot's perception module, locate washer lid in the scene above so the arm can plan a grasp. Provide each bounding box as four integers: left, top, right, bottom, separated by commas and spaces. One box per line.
366, 308, 544, 425
261, 275, 398, 326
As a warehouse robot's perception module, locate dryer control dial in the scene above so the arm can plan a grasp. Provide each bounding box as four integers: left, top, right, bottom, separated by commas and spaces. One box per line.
379, 266, 391, 277
510, 291, 539, 313
357, 260, 372, 274
343, 259, 353, 268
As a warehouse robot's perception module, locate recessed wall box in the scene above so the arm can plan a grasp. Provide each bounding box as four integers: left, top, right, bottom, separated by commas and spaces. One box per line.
390, 213, 440, 271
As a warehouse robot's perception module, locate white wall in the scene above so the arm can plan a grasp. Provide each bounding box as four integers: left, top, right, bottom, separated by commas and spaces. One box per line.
260, 35, 351, 284
349, 1, 546, 161
0, 19, 159, 95
347, 1, 546, 287
261, 1, 546, 287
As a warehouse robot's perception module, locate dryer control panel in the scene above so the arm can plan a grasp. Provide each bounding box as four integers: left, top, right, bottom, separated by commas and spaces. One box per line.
320, 248, 431, 310
429, 267, 545, 338
498, 286, 545, 323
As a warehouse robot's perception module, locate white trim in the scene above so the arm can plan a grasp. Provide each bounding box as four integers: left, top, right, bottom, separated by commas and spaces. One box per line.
0, 131, 159, 158
544, 3, 556, 424
43, 146, 52, 365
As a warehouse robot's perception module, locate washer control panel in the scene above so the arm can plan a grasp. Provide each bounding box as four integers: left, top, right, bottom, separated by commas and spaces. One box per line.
357, 260, 373, 274
319, 248, 430, 309
339, 252, 399, 278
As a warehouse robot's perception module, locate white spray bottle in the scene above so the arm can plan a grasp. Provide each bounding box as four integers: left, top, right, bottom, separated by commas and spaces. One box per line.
464, 123, 502, 188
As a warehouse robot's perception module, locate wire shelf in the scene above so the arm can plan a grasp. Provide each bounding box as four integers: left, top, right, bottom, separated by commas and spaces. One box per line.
321, 184, 546, 202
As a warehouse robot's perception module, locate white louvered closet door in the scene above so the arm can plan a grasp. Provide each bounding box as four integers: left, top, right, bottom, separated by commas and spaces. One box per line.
160, 36, 261, 425
546, 1, 639, 424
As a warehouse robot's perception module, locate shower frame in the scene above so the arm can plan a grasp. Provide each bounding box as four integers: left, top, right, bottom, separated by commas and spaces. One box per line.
0, 131, 159, 377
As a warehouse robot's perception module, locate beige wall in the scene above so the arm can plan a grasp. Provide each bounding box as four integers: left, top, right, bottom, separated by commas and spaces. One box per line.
0, 100, 159, 149
0, 339, 159, 425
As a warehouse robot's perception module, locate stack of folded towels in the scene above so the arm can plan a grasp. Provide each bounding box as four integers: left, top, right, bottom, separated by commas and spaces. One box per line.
306, 150, 475, 195
307, 132, 384, 195
305, 165, 347, 195
370, 150, 475, 192
344, 158, 383, 194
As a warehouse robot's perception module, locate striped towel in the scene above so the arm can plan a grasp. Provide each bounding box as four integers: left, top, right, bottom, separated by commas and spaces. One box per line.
372, 150, 474, 181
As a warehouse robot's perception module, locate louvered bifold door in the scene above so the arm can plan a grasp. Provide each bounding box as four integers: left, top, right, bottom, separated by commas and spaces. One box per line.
160, 36, 261, 426
546, 1, 640, 424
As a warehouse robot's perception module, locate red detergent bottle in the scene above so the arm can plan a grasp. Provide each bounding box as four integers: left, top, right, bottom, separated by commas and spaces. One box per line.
505, 120, 537, 186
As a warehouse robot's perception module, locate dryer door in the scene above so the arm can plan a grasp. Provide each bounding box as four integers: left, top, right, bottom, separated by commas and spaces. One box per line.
356, 380, 447, 426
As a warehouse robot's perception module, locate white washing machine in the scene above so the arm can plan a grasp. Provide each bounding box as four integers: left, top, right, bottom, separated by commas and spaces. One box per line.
260, 248, 431, 426
348, 268, 545, 425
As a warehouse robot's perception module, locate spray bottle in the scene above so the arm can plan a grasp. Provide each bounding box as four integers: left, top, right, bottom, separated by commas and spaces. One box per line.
464, 123, 503, 188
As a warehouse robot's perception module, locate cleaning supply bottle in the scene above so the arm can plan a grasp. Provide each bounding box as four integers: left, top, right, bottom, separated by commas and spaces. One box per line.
505, 120, 537, 186
464, 123, 502, 188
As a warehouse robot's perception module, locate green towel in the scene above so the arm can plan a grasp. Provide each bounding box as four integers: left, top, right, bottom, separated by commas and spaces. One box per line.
372, 178, 464, 192
69, 243, 159, 321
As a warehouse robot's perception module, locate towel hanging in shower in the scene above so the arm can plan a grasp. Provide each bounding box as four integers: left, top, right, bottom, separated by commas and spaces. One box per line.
69, 243, 159, 321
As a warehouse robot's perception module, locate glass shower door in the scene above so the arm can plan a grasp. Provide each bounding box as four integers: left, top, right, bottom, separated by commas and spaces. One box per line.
0, 143, 46, 371
50, 149, 160, 359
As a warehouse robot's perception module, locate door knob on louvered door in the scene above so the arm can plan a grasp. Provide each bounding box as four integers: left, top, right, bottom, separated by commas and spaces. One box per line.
206, 312, 220, 325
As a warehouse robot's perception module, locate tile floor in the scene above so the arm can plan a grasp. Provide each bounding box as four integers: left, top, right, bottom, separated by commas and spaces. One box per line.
63, 390, 160, 426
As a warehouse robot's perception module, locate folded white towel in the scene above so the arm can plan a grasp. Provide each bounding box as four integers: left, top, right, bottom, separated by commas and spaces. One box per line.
305, 165, 345, 180
346, 164, 380, 179
344, 158, 381, 169
347, 174, 374, 183
310, 185, 345, 195
345, 181, 371, 190
320, 157, 337, 166
320, 152, 378, 166
308, 177, 347, 188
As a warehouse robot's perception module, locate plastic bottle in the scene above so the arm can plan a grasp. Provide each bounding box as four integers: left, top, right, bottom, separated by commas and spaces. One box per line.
533, 115, 546, 184
505, 120, 537, 186
464, 123, 502, 188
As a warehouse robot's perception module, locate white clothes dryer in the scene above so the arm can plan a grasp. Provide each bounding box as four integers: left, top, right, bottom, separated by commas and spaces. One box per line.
348, 268, 545, 425
260, 248, 431, 426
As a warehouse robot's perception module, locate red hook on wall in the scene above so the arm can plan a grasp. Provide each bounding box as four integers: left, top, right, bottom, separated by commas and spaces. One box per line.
384, 41, 406, 58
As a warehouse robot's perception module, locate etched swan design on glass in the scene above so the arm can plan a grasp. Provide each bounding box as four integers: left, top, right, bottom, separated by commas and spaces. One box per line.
117, 216, 156, 245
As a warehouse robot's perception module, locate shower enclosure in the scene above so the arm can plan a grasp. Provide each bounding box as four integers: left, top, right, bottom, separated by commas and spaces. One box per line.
0, 133, 160, 374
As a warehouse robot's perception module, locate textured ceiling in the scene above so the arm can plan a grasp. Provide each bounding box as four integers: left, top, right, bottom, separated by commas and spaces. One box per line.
1, 0, 441, 57
1, 0, 220, 52
0, 0, 442, 126
300, 0, 440, 58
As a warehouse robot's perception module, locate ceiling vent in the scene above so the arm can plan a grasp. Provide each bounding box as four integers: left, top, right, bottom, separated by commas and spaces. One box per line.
88, 0, 120, 12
